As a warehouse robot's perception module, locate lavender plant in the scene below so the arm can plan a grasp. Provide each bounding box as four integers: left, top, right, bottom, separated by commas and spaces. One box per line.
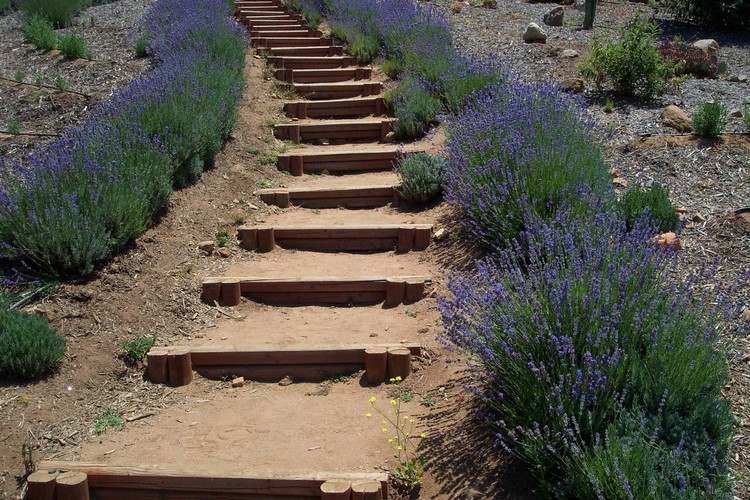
385, 78, 441, 140
440, 210, 734, 497
0, 0, 245, 276
444, 82, 611, 250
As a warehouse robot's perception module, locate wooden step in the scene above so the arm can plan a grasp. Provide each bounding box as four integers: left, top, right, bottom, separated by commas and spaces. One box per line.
274, 67, 371, 83
267, 55, 356, 69
146, 344, 421, 384
293, 80, 382, 100
252, 37, 328, 48
237, 224, 432, 252
251, 29, 321, 39
248, 24, 304, 33
201, 276, 431, 306
37, 462, 388, 499
284, 95, 385, 119
257, 185, 398, 208
273, 117, 395, 143
278, 145, 402, 175
243, 17, 303, 26
239, 11, 299, 18
264, 45, 345, 56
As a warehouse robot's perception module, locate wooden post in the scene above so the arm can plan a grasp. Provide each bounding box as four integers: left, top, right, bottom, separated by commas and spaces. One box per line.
384, 279, 405, 308
220, 279, 242, 307
583, 0, 596, 29
27, 470, 57, 500
290, 156, 304, 176
404, 279, 425, 304
257, 227, 276, 252
387, 347, 411, 380
201, 278, 222, 304
55, 471, 90, 500
238, 227, 258, 250
146, 348, 169, 384
321, 480, 352, 499
351, 481, 382, 500
396, 227, 415, 253
299, 102, 308, 120
291, 125, 301, 143
413, 227, 431, 251
167, 348, 193, 387
364, 347, 388, 385
275, 191, 290, 208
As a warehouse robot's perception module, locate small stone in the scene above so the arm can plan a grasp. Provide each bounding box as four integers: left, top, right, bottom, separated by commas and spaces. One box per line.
279, 375, 293, 386
433, 228, 448, 241
730, 108, 743, 118
561, 77, 585, 93
231, 377, 245, 388
543, 6, 564, 27
560, 49, 579, 58
692, 39, 719, 55
523, 23, 547, 43
217, 248, 231, 258
450, 0, 463, 13
654, 232, 681, 250
369, 333, 378, 337
661, 105, 692, 133
198, 240, 215, 254
247, 203, 259, 210
612, 177, 629, 188
741, 308, 750, 323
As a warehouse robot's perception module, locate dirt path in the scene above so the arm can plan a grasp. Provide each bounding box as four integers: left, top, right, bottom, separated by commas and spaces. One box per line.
18, 2, 523, 499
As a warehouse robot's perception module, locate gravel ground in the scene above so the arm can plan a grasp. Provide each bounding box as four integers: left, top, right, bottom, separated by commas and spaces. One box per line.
436, 0, 750, 496
0, 0, 153, 164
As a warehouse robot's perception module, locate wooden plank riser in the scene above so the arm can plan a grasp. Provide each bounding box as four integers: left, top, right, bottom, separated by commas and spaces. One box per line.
264, 46, 345, 56
248, 25, 305, 32
252, 30, 322, 38
274, 68, 371, 83
277, 151, 399, 175
268, 56, 356, 69
293, 83, 382, 100
257, 186, 397, 208
197, 364, 362, 383
284, 97, 384, 119
252, 38, 328, 48
273, 125, 391, 143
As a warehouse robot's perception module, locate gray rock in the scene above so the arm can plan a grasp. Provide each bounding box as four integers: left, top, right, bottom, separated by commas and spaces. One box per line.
661, 105, 692, 133
730, 108, 743, 118
523, 22, 547, 43
560, 49, 579, 58
692, 39, 719, 55
543, 6, 564, 27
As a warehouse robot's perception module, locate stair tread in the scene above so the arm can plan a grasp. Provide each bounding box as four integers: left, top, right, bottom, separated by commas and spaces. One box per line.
275, 117, 396, 127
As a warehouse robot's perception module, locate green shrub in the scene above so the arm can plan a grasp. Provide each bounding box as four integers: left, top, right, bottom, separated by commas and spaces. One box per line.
397, 153, 446, 204
693, 101, 728, 138
660, 0, 749, 29
0, 298, 66, 380
20, 0, 86, 27
382, 58, 403, 79
58, 33, 90, 59
745, 103, 750, 133
618, 183, 680, 233
22, 14, 57, 51
0, 0, 11, 14
120, 335, 155, 365
348, 34, 379, 64
385, 79, 441, 140
134, 34, 148, 58
580, 17, 673, 99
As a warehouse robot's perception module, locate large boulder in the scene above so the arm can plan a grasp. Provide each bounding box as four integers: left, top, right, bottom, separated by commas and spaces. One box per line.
692, 39, 719, 55
661, 105, 692, 132
523, 23, 547, 43
543, 6, 564, 27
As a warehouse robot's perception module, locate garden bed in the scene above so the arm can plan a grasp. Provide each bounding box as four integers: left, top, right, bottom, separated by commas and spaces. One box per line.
0, 0, 153, 164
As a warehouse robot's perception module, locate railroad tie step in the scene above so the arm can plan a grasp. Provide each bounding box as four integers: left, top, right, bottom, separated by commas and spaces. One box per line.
33, 462, 389, 499
293, 80, 382, 100
273, 118, 395, 143
201, 276, 431, 307
284, 96, 385, 119
256, 184, 398, 209
267, 55, 356, 69
236, 224, 432, 253
274, 67, 372, 84
145, 344, 421, 386
263, 45, 345, 57
251, 29, 322, 39
252, 36, 330, 48
248, 24, 306, 34
277, 145, 402, 175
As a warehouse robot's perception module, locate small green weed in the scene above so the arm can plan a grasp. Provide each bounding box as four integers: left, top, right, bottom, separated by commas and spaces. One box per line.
13, 70, 26, 82
256, 179, 274, 189
617, 183, 679, 233
120, 335, 155, 365
215, 231, 230, 247
692, 101, 728, 138
22, 15, 57, 51
382, 59, 403, 79
58, 33, 90, 60
94, 408, 124, 434
604, 99, 615, 113
348, 34, 379, 64
134, 34, 148, 58
7, 117, 22, 135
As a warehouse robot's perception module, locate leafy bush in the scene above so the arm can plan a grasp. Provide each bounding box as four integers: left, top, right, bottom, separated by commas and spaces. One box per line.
20, 0, 86, 27
21, 14, 57, 51
382, 58, 403, 78
444, 82, 610, 250
58, 33, 90, 59
659, 39, 719, 79
618, 183, 680, 233
0, 298, 66, 380
660, 0, 749, 29
440, 211, 734, 498
133, 34, 148, 58
396, 153, 446, 204
0, 0, 245, 277
348, 33, 379, 64
287, 0, 322, 29
385, 78, 441, 140
693, 101, 728, 138
580, 17, 674, 99
120, 335, 155, 365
